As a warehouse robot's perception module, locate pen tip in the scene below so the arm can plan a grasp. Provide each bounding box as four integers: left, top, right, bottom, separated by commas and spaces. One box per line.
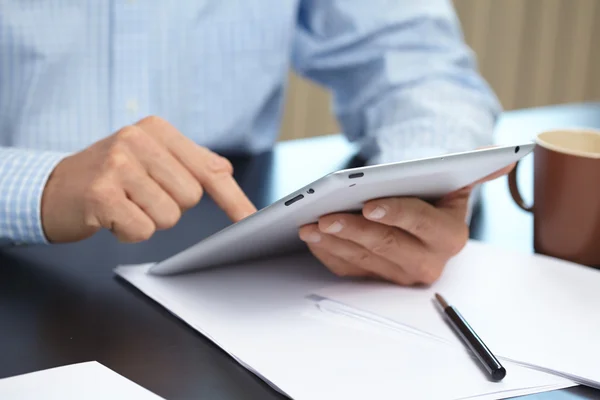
435, 293, 449, 308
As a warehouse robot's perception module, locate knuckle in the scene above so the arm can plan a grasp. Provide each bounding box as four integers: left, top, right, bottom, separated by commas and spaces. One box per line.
412, 210, 434, 236
208, 154, 234, 176
390, 270, 414, 286
329, 265, 352, 278
220, 157, 234, 175
138, 115, 167, 127
371, 229, 398, 255
411, 253, 430, 280
115, 125, 145, 145
85, 181, 118, 208
125, 223, 155, 243
82, 204, 104, 230
403, 278, 418, 287
180, 184, 204, 209
415, 257, 444, 285
105, 148, 130, 171
349, 250, 371, 266
423, 267, 444, 285
193, 184, 205, 202
156, 206, 181, 230
328, 263, 366, 278
83, 181, 123, 230
82, 213, 101, 229
450, 224, 469, 254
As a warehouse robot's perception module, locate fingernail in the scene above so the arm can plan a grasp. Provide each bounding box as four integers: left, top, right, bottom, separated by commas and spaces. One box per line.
300, 231, 321, 243
324, 221, 343, 234
368, 206, 386, 220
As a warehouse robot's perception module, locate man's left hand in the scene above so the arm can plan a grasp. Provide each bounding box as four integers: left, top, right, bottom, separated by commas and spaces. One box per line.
298, 164, 513, 285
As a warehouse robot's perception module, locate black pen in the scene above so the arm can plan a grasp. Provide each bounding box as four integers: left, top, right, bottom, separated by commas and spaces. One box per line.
434, 293, 506, 381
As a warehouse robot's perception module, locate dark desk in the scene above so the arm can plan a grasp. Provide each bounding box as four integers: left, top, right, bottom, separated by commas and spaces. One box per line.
1, 102, 600, 400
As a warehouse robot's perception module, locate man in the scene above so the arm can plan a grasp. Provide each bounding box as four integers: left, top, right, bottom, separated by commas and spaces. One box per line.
0, 1, 508, 285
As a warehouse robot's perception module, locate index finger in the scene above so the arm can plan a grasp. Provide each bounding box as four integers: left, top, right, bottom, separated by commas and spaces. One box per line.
135, 117, 256, 221
194, 149, 257, 221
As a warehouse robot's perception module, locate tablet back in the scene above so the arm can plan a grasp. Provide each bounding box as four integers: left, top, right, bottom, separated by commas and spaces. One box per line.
149, 144, 534, 275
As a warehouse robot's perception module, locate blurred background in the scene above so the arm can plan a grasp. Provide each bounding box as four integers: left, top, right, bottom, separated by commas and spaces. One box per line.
279, 0, 600, 141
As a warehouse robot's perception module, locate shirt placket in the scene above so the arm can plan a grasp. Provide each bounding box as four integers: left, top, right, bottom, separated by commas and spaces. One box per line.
111, 0, 150, 132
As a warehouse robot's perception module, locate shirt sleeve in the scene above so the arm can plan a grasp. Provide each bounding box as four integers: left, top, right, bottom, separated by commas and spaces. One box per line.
0, 147, 69, 245
292, 0, 502, 165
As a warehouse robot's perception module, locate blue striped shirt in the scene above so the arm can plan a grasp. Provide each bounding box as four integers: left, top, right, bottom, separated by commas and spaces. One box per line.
0, 0, 501, 245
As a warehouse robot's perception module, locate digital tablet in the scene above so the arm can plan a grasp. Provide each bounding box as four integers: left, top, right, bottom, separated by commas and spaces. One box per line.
149, 143, 535, 275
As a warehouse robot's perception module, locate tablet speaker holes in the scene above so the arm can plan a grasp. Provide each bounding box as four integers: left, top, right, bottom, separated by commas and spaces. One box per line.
285, 194, 304, 206
349, 172, 364, 179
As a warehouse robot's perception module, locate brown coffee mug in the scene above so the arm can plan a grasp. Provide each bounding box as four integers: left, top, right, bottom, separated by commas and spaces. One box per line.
508, 128, 600, 267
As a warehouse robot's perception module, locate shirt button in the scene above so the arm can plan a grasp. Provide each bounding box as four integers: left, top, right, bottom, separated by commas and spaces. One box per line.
126, 99, 139, 114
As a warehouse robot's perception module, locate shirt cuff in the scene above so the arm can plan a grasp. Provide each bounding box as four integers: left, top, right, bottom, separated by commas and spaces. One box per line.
364, 117, 495, 166
363, 118, 492, 225
0, 149, 70, 245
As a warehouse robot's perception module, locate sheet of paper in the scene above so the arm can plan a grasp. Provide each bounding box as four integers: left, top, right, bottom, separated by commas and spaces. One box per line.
0, 361, 164, 400
115, 252, 574, 400
314, 239, 600, 388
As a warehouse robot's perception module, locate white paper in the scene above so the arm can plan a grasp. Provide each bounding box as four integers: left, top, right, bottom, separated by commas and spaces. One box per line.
314, 239, 600, 388
303, 307, 572, 400
115, 251, 574, 400
0, 361, 164, 400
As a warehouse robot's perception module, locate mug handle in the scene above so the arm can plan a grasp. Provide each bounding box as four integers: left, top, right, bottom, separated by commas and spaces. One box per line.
508, 160, 533, 212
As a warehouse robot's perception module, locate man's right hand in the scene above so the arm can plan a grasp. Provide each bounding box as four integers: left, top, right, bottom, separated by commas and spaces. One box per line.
41, 116, 256, 243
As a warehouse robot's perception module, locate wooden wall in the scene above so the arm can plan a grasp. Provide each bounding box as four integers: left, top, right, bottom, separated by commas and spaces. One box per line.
279, 0, 600, 141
